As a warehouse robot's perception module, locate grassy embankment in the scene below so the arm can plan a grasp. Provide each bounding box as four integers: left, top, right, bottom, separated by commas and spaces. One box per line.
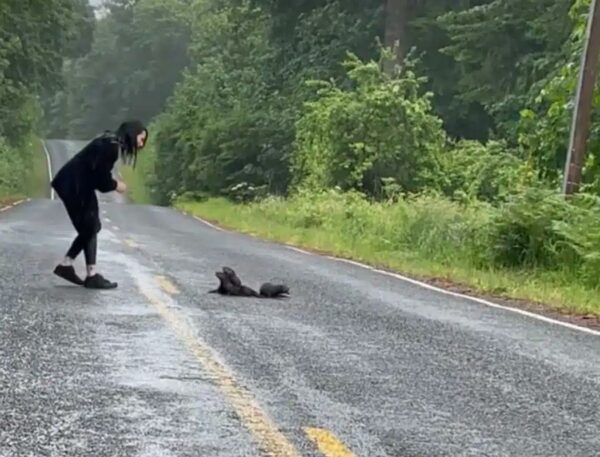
176, 195, 600, 318
0, 136, 50, 206
118, 141, 156, 205
123, 151, 600, 321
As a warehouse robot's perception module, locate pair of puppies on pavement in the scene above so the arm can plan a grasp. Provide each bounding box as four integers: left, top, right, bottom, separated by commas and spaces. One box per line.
209, 266, 290, 299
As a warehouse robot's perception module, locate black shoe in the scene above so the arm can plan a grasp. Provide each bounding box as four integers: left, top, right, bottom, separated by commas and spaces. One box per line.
84, 274, 118, 289
53, 265, 84, 286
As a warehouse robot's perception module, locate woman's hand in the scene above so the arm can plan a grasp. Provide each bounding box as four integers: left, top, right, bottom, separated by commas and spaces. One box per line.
116, 180, 127, 193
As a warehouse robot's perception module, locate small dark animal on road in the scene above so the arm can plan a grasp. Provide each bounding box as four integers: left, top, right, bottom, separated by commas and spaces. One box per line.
208, 268, 259, 297
222, 266, 241, 287
259, 282, 290, 298
208, 267, 290, 299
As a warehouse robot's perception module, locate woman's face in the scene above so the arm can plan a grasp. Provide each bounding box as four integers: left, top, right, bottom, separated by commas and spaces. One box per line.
136, 130, 147, 149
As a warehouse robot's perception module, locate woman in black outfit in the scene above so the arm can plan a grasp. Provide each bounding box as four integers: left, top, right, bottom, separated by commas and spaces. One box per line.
51, 120, 148, 289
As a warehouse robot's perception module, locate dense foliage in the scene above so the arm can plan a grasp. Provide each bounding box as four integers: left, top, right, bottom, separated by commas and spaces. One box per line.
290, 50, 446, 197
4, 0, 600, 297
45, 0, 592, 203
0, 0, 92, 197
44, 0, 192, 139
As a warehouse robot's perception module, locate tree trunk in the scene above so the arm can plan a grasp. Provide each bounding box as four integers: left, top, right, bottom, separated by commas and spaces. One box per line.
383, 0, 408, 73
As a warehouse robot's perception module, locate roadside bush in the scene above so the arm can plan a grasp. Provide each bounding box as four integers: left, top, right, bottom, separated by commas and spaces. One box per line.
253, 186, 600, 286
253, 188, 494, 268
0, 136, 27, 198
437, 139, 527, 204
290, 48, 446, 198
486, 186, 582, 269
553, 193, 600, 288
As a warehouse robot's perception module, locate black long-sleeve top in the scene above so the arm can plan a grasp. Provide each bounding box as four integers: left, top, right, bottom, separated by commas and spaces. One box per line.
51, 132, 121, 206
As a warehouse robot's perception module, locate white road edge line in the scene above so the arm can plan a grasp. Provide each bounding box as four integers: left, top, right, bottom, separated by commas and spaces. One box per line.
42, 140, 54, 200
190, 213, 600, 337
1, 198, 30, 213
287, 246, 313, 256
323, 255, 600, 337
0, 138, 49, 214
193, 215, 226, 232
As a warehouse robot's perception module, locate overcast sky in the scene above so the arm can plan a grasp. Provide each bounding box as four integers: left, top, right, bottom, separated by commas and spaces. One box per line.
88, 0, 108, 18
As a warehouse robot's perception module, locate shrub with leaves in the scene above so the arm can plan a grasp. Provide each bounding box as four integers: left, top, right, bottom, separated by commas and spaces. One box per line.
553, 193, 600, 288
151, 0, 281, 203
250, 187, 495, 269
517, 0, 600, 189
437, 139, 527, 204
0, 136, 27, 197
290, 48, 446, 198
486, 186, 583, 269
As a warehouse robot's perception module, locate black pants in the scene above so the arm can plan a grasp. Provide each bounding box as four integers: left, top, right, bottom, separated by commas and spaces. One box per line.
60, 193, 101, 265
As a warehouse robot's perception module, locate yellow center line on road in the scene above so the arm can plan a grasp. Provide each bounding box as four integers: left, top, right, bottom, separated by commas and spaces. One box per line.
304, 427, 357, 457
123, 238, 139, 248
136, 274, 301, 457
155, 275, 179, 295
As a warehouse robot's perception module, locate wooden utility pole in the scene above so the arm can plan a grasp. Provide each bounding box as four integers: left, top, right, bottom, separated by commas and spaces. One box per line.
563, 0, 600, 195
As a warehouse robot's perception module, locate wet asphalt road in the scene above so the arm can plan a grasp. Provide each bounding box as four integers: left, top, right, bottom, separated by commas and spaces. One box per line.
1, 140, 600, 457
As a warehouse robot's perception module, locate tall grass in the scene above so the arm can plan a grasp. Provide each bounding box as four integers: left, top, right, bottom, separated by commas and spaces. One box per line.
27, 138, 50, 198
176, 187, 600, 315
0, 135, 48, 202
119, 140, 157, 205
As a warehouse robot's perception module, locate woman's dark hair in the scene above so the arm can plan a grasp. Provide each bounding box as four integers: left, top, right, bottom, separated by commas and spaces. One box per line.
115, 120, 148, 168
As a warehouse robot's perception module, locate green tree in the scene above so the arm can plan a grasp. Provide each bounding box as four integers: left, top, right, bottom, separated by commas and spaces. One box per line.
437, 0, 574, 141
46, 0, 192, 139
291, 49, 446, 198
151, 0, 279, 203
517, 0, 600, 190
0, 0, 93, 144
